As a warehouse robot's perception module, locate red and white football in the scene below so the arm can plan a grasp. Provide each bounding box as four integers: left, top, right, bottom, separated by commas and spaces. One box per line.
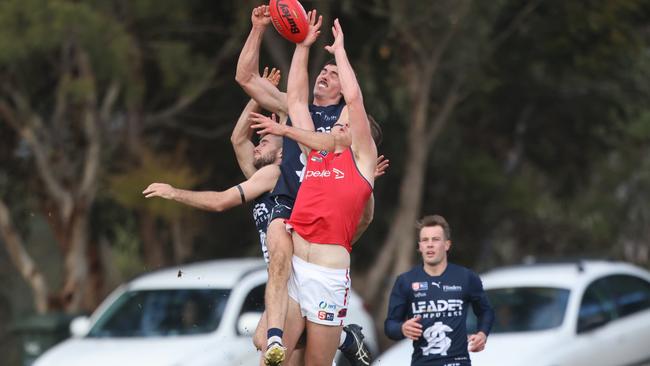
269, 0, 309, 43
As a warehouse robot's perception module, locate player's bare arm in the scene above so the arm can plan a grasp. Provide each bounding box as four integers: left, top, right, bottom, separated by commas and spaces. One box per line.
235, 5, 288, 117
143, 165, 279, 212
231, 67, 282, 179
250, 111, 350, 153
326, 19, 377, 181
286, 10, 322, 134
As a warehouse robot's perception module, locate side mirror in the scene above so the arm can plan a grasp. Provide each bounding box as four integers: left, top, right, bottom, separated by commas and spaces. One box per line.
237, 312, 262, 336
69, 316, 91, 338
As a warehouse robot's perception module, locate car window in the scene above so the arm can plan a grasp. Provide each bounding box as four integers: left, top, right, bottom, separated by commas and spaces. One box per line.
88, 289, 230, 337
468, 287, 569, 333
599, 275, 650, 318
578, 280, 616, 333
240, 284, 266, 314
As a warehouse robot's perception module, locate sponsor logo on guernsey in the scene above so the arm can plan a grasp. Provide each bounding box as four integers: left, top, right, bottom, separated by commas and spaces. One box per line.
318, 301, 336, 311
311, 155, 323, 163
333, 168, 344, 179
412, 282, 428, 291
318, 311, 334, 321
319, 150, 328, 157
443, 285, 462, 292
412, 299, 464, 320
337, 308, 347, 318
431, 281, 441, 289
414, 292, 427, 298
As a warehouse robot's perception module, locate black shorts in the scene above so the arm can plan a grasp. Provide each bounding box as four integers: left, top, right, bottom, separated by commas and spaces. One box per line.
268, 195, 294, 223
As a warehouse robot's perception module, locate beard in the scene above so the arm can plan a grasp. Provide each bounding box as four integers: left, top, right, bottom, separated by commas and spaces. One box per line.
253, 153, 276, 169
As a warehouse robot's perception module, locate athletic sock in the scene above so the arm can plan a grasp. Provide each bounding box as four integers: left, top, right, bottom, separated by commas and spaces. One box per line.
339, 328, 353, 350
267, 328, 284, 347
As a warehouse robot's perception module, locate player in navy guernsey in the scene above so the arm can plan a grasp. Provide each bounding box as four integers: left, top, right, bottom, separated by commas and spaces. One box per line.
143, 67, 283, 266
385, 215, 495, 366
237, 6, 385, 366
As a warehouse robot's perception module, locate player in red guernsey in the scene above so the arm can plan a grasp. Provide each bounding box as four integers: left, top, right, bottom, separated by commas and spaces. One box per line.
251, 18, 379, 366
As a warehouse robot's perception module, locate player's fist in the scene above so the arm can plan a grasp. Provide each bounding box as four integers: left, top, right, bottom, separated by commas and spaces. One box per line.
401, 316, 423, 341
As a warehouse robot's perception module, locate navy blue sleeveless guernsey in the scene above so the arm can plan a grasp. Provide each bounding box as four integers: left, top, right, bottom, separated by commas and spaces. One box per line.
252, 192, 275, 264
385, 263, 494, 366
271, 101, 345, 201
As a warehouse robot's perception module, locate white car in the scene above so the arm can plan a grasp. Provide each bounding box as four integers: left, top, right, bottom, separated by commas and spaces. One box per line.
34, 258, 378, 366
373, 260, 650, 366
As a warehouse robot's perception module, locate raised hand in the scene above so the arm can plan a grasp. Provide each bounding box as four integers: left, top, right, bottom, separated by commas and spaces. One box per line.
324, 18, 344, 54
299, 9, 323, 47
262, 66, 282, 87
249, 112, 284, 136
251, 5, 271, 27
143, 183, 176, 199
374, 155, 390, 178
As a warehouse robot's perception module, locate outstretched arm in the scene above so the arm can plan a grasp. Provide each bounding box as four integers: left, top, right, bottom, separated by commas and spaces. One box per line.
325, 19, 377, 178
235, 5, 288, 116
231, 67, 282, 179
143, 165, 280, 212
250, 111, 350, 153
287, 10, 322, 132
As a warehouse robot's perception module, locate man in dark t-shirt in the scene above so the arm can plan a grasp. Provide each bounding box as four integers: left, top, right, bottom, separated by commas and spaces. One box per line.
385, 215, 495, 366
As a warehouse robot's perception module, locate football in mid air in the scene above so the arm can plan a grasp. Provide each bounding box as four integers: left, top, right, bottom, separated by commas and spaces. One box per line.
269, 0, 309, 43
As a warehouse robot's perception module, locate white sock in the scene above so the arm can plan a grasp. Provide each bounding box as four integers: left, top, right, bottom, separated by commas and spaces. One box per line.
267, 335, 283, 346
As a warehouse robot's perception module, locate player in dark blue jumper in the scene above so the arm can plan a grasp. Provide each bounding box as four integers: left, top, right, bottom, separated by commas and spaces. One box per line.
236, 6, 386, 366
385, 215, 495, 366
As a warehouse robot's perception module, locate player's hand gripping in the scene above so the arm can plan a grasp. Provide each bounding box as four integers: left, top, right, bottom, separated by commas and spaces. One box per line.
251, 5, 271, 28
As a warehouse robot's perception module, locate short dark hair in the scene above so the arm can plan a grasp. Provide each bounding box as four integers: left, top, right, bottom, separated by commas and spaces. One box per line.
324, 58, 337, 67
416, 215, 451, 241
368, 114, 383, 146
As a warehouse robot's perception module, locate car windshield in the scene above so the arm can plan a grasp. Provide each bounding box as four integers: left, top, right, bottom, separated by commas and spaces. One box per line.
468, 287, 570, 333
87, 289, 230, 338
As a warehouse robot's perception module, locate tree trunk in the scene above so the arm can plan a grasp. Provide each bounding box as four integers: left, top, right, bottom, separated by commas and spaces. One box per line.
60, 210, 90, 312
0, 200, 49, 313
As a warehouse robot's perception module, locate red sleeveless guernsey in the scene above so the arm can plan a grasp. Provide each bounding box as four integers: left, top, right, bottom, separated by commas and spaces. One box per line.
287, 148, 373, 252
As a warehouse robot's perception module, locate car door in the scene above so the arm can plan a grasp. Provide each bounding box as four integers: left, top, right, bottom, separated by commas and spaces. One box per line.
558, 274, 650, 366
556, 278, 619, 366
595, 274, 650, 365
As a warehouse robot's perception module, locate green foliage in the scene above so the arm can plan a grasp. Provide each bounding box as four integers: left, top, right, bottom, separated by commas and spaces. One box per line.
153, 41, 211, 94
108, 150, 205, 221
110, 219, 144, 281
0, 0, 133, 82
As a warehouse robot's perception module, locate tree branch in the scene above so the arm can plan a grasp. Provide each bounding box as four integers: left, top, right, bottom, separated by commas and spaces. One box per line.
144, 34, 244, 125
76, 49, 101, 202
426, 77, 463, 144
0, 100, 74, 221
491, 0, 543, 51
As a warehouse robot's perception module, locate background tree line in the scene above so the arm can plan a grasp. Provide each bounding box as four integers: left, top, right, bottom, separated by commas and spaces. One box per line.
1, 0, 650, 361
